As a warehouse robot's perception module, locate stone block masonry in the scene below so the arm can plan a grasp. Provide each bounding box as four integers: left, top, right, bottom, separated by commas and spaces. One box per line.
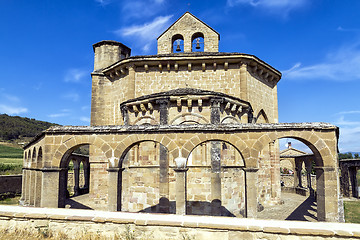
0, 205, 359, 239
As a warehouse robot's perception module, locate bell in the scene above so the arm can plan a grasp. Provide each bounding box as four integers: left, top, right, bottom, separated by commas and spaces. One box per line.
176, 41, 181, 52
195, 38, 200, 49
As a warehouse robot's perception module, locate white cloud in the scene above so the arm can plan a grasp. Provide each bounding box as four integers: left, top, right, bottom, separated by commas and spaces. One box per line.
80, 117, 91, 123
334, 112, 360, 152
0, 104, 28, 115
95, 0, 111, 6
283, 42, 360, 81
48, 113, 70, 118
62, 92, 80, 102
227, 0, 308, 15
64, 69, 87, 83
115, 15, 172, 54
118, 15, 172, 39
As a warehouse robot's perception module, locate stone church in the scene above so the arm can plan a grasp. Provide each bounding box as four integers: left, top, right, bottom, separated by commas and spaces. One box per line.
21, 12, 342, 222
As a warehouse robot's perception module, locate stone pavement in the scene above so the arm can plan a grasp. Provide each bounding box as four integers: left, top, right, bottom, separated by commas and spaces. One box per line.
257, 192, 317, 222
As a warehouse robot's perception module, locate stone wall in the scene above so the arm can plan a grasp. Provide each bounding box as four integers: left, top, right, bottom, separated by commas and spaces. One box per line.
0, 206, 358, 239
0, 175, 22, 194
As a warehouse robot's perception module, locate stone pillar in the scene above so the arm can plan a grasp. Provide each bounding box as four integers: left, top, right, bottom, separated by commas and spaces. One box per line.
269, 142, 276, 198
210, 98, 222, 124
211, 141, 222, 216
20, 169, 27, 205
121, 106, 129, 126
239, 63, 248, 101
159, 144, 169, 213
157, 98, 169, 125
174, 168, 188, 215
305, 160, 313, 193
73, 160, 80, 196
340, 164, 350, 197
107, 167, 123, 211
26, 170, 32, 206
34, 170, 42, 207
294, 159, 302, 188
349, 167, 358, 198
83, 161, 90, 193
41, 168, 60, 208
29, 170, 36, 206
244, 167, 259, 218
316, 166, 340, 222
127, 65, 136, 100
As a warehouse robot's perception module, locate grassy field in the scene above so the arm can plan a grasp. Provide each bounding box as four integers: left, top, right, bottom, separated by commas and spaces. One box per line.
0, 144, 23, 175
344, 200, 360, 223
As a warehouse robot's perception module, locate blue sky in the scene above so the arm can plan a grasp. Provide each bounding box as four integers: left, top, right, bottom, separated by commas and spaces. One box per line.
1, 0, 360, 153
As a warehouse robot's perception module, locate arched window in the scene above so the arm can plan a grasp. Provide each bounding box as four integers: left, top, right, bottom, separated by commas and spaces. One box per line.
172, 34, 184, 53
191, 32, 204, 52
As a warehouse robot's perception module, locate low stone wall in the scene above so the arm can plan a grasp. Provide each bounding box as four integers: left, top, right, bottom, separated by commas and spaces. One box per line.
281, 174, 317, 188
0, 175, 22, 194
0, 205, 359, 239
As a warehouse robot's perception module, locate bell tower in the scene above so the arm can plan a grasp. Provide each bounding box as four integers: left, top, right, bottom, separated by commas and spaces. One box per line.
157, 12, 220, 54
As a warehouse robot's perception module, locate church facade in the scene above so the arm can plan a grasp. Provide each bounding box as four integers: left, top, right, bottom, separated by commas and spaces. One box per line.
21, 12, 341, 222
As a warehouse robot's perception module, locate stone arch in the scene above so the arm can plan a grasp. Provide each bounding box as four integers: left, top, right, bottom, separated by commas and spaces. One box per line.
170, 113, 208, 125
36, 147, 43, 168
181, 134, 249, 166
54, 135, 112, 168
255, 109, 269, 123
191, 32, 204, 52
251, 131, 339, 221
252, 132, 326, 167
172, 34, 184, 53
221, 116, 239, 124
115, 134, 178, 167
133, 116, 158, 125
31, 148, 37, 168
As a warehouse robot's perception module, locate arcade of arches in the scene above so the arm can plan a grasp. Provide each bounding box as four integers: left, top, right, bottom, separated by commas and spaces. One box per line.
22, 123, 340, 222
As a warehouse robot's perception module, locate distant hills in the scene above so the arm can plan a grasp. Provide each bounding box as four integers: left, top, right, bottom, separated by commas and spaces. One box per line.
0, 114, 59, 141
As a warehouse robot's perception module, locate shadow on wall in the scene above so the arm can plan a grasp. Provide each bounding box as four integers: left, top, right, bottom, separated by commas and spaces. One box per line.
285, 196, 317, 221
138, 197, 241, 217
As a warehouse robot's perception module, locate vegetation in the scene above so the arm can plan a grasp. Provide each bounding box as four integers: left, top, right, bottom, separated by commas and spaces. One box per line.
0, 144, 23, 175
0, 114, 58, 141
339, 152, 360, 160
344, 201, 360, 223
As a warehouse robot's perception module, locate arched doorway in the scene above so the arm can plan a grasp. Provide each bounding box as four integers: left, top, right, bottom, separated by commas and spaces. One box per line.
58, 144, 90, 209
185, 140, 246, 217
117, 141, 171, 213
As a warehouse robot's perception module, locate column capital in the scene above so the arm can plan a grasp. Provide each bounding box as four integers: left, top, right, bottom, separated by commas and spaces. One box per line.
210, 97, 223, 107
156, 98, 170, 108
107, 167, 125, 172
174, 167, 189, 172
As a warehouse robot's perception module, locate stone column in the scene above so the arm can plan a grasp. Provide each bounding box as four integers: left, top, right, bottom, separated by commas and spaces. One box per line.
269, 142, 276, 198
244, 167, 259, 218
107, 167, 124, 211
294, 159, 302, 188
83, 161, 90, 193
121, 106, 129, 126
159, 144, 169, 213
340, 164, 350, 197
305, 160, 313, 193
29, 170, 36, 206
316, 166, 340, 222
211, 141, 222, 216
34, 170, 42, 207
157, 98, 169, 125
20, 169, 27, 205
349, 167, 358, 198
73, 160, 80, 196
127, 65, 136, 100
210, 98, 222, 124
239, 63, 248, 101
41, 168, 61, 208
26, 170, 32, 206
174, 168, 188, 215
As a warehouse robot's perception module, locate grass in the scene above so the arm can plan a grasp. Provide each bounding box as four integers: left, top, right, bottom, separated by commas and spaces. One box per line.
344, 200, 360, 223
0, 144, 23, 175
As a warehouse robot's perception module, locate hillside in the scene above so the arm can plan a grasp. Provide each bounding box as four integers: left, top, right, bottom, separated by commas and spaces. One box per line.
0, 114, 59, 141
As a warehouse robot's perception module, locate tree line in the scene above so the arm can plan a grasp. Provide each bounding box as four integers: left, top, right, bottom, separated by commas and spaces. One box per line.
0, 114, 59, 140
